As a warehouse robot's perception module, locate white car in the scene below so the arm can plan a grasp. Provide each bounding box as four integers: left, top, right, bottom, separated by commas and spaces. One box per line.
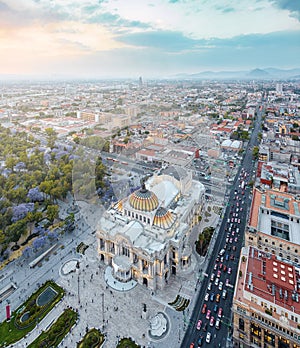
218, 281, 223, 291
206, 332, 211, 343
205, 292, 209, 301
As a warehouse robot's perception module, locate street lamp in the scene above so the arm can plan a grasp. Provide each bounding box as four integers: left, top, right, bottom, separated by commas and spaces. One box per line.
102, 293, 105, 331
76, 261, 80, 305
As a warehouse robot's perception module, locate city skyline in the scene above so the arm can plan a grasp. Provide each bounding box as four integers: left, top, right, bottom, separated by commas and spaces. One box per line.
0, 0, 300, 79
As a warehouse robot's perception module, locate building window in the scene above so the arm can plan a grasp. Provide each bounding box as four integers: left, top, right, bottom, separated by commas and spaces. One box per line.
296, 250, 298, 254
265, 239, 268, 243
239, 318, 245, 331
122, 246, 130, 257
271, 220, 290, 241
272, 241, 275, 245
264, 330, 275, 346
147, 218, 150, 224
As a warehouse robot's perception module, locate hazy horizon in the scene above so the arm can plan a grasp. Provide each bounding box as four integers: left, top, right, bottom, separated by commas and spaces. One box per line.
0, 0, 300, 79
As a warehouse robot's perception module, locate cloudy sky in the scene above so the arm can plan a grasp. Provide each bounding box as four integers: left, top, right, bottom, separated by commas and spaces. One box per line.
0, 0, 299, 78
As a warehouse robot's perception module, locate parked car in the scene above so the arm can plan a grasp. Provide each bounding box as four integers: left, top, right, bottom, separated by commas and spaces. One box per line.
215, 318, 221, 329
202, 303, 207, 314
218, 307, 223, 318
216, 293, 221, 302
197, 319, 202, 330
206, 332, 211, 343
228, 267, 232, 274
206, 309, 211, 320
205, 293, 209, 301
218, 282, 223, 291
197, 336, 204, 346
210, 293, 215, 302
209, 316, 215, 326
222, 290, 227, 299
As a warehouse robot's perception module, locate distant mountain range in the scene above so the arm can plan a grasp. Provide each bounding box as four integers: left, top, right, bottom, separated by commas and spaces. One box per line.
173, 68, 300, 80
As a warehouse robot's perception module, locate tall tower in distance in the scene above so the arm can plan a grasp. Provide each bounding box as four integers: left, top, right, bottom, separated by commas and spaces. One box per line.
138, 76, 143, 88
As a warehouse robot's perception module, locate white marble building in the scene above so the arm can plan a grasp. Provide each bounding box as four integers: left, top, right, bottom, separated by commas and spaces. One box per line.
96, 166, 205, 291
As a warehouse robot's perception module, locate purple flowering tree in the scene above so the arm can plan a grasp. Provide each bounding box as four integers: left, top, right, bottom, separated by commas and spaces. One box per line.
27, 187, 44, 202
22, 246, 32, 259
12, 203, 35, 222
32, 236, 46, 251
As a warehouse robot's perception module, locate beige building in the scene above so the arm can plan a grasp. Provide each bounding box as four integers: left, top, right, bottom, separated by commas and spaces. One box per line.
96, 166, 205, 291
245, 187, 300, 265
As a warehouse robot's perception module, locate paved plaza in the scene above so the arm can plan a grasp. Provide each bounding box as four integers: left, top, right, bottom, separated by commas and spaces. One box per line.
0, 198, 223, 348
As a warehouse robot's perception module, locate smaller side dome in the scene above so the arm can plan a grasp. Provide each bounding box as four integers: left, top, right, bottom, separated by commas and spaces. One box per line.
153, 207, 175, 229
114, 200, 123, 212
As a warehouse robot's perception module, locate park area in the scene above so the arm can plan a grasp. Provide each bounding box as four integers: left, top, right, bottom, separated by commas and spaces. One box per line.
0, 280, 64, 347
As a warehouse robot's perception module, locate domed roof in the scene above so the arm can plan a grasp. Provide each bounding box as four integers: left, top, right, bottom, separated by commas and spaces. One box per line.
153, 207, 175, 229
129, 184, 159, 212
114, 200, 123, 212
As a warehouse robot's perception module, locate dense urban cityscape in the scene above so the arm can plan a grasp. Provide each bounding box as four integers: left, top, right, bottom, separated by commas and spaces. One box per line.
0, 77, 299, 348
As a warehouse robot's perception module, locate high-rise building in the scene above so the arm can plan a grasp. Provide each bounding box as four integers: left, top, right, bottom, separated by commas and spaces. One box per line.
139, 76, 143, 88
245, 187, 300, 265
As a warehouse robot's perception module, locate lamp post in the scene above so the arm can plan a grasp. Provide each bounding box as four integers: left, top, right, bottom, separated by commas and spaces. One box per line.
76, 261, 80, 305
102, 293, 105, 331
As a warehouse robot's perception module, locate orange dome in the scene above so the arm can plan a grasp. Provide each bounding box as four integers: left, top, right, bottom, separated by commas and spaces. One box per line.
129, 186, 159, 212
153, 207, 175, 229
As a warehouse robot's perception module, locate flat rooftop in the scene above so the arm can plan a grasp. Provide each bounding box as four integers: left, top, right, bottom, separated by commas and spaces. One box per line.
243, 247, 300, 315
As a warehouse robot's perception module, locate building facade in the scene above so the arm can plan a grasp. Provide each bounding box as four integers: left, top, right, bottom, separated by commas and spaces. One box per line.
96, 166, 205, 291
245, 187, 300, 265
232, 246, 300, 348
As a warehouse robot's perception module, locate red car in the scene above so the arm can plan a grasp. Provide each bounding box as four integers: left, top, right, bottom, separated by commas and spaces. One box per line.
206, 309, 211, 320
202, 303, 207, 314
196, 319, 202, 330
218, 307, 223, 318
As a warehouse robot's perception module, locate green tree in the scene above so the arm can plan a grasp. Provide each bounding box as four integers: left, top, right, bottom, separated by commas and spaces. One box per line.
5, 219, 27, 244
46, 205, 59, 223
45, 128, 57, 149
252, 146, 259, 159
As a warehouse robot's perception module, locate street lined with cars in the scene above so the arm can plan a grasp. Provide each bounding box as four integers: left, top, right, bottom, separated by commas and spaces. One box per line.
183, 106, 263, 347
